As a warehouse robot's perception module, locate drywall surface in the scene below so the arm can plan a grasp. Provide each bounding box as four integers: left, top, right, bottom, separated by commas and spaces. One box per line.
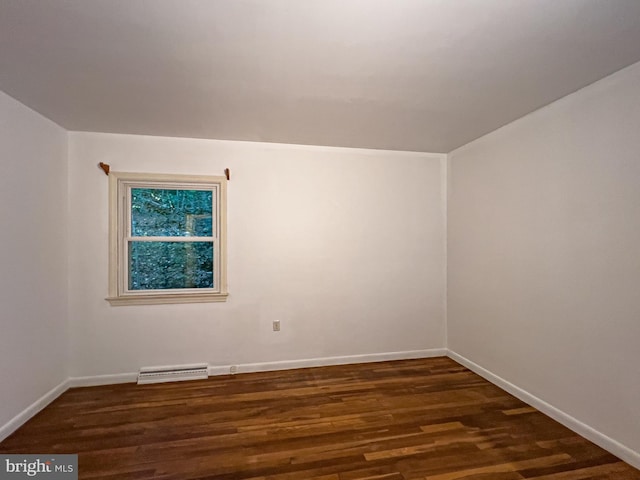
0, 91, 68, 432
448, 62, 640, 454
67, 133, 446, 376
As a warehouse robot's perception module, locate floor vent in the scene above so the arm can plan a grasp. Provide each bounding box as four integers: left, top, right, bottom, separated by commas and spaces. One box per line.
137, 364, 209, 385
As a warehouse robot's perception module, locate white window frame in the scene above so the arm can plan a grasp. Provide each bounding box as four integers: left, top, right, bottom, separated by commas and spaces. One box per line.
107, 172, 228, 306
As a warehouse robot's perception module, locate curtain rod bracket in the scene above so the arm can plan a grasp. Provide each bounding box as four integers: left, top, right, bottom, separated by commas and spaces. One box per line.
224, 168, 230, 180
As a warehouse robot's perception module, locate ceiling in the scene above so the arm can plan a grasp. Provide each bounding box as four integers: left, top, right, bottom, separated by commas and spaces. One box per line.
1, 0, 640, 153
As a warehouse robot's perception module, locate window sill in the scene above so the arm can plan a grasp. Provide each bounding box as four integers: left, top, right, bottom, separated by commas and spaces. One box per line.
106, 293, 228, 306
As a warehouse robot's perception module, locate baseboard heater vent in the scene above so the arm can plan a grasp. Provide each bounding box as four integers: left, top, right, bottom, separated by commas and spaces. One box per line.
137, 364, 209, 385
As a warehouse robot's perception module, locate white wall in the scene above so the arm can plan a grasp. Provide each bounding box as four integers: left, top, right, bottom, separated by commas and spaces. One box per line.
448, 62, 640, 456
0, 92, 68, 434
68, 133, 446, 377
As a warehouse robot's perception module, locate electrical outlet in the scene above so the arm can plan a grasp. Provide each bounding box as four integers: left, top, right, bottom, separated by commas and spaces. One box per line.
230, 365, 238, 374
273, 320, 281, 332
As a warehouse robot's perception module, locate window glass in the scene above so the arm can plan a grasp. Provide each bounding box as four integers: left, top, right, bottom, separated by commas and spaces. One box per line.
128, 241, 214, 290
131, 188, 213, 237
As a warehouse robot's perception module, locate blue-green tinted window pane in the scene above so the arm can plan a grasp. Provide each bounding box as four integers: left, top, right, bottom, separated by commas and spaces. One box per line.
131, 188, 213, 237
128, 242, 214, 290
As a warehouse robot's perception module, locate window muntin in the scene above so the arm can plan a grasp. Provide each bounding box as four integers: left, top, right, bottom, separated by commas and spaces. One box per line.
108, 173, 227, 305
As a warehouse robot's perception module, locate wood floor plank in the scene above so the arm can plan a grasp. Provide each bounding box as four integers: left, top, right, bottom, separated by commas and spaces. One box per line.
423, 453, 572, 480
0, 357, 638, 480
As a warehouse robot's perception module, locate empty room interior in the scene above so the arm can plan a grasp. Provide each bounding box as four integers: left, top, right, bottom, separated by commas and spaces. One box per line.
1, 1, 640, 479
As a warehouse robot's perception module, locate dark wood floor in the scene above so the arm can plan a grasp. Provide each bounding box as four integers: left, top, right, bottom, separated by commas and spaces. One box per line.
1, 357, 638, 479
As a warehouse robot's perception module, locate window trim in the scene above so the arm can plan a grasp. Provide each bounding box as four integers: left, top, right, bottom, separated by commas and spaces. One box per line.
107, 172, 228, 306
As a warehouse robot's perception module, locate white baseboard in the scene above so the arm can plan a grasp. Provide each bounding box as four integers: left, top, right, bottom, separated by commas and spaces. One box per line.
209, 348, 447, 376
0, 379, 69, 443
447, 350, 640, 470
67, 372, 137, 387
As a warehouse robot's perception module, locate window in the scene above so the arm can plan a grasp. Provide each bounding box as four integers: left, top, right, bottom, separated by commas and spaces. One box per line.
107, 172, 228, 305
